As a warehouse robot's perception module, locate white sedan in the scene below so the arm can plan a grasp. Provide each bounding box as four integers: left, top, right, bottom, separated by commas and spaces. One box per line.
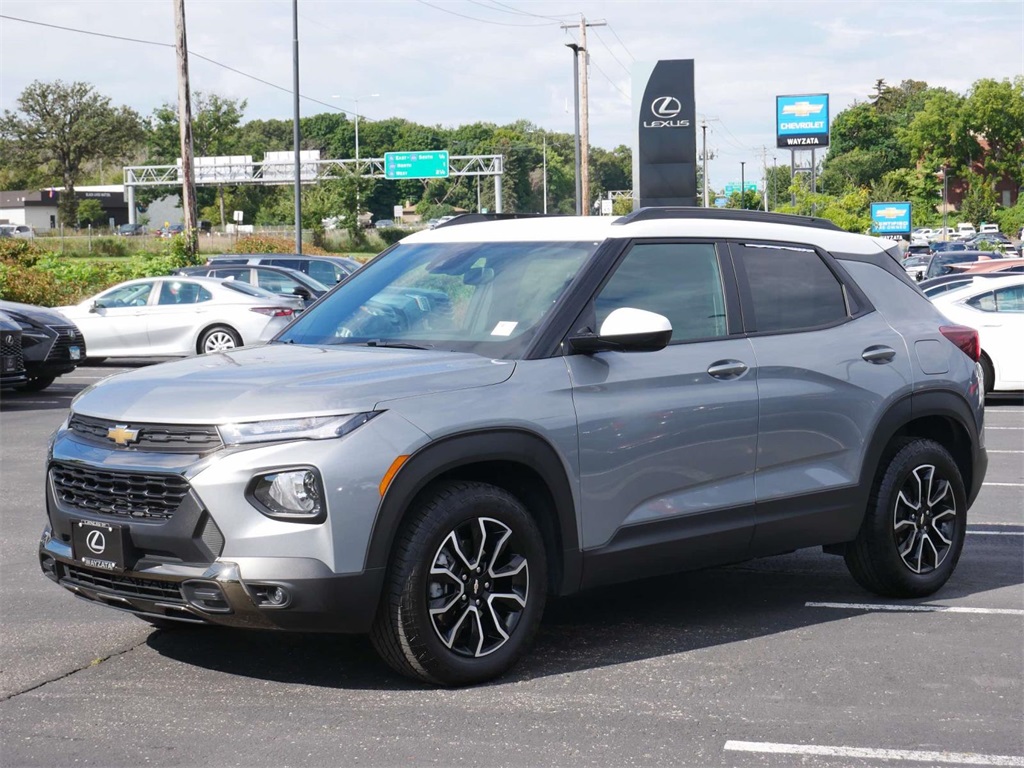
57, 276, 301, 359
931, 274, 1024, 394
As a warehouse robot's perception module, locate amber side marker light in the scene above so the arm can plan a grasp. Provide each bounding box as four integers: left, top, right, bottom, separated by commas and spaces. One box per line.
379, 455, 410, 496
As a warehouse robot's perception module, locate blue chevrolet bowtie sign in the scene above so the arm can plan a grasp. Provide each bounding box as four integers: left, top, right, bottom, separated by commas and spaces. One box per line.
870, 202, 912, 235
776, 94, 830, 148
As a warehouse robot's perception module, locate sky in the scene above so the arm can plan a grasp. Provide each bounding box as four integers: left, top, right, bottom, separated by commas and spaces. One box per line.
1, 0, 1023, 190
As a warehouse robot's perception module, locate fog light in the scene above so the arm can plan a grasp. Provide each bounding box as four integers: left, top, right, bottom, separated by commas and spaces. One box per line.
251, 584, 291, 609
250, 468, 325, 522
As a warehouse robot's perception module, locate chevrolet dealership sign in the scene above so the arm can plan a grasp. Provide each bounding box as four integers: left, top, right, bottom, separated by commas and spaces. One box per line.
870, 202, 912, 235
776, 94, 830, 148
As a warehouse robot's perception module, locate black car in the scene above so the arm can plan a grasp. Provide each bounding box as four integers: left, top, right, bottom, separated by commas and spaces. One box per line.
0, 301, 85, 391
0, 310, 27, 390
923, 250, 994, 279
116, 223, 146, 236
174, 264, 329, 308
206, 254, 362, 285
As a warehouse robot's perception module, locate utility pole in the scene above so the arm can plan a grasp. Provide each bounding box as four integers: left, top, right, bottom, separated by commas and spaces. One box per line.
701, 119, 709, 207
562, 16, 605, 216
291, 0, 302, 254
173, 0, 198, 258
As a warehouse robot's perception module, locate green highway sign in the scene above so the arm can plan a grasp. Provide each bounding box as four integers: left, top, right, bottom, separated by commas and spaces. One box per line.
384, 151, 450, 180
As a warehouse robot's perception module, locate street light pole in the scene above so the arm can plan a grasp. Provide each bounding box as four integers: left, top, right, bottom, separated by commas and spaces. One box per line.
542, 132, 548, 215
941, 164, 949, 241
291, 0, 302, 254
566, 43, 583, 216
740, 161, 746, 210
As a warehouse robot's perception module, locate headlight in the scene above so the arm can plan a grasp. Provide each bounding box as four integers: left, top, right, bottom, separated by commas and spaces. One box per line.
219, 412, 378, 445
248, 468, 325, 523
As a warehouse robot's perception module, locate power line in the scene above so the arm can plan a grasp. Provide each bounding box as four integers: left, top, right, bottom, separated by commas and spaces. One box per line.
590, 27, 631, 76
413, 0, 557, 26
466, 0, 574, 21
587, 55, 629, 101
605, 23, 636, 62
0, 13, 348, 115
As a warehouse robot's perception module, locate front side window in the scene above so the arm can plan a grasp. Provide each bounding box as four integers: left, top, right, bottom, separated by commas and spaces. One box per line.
592, 242, 728, 342
98, 282, 154, 308
732, 243, 848, 333
278, 240, 599, 359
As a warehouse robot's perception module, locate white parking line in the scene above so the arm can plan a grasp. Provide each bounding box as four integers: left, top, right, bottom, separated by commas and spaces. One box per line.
723, 740, 1024, 766
968, 530, 1024, 535
983, 483, 1024, 487
805, 602, 1024, 616
986, 427, 1024, 430
987, 450, 1024, 454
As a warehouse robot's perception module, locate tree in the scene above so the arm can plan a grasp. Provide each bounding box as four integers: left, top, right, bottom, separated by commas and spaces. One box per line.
0, 80, 143, 225
147, 92, 247, 161
76, 198, 104, 227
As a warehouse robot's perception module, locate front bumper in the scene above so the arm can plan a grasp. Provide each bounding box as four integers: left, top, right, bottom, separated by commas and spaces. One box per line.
39, 528, 383, 632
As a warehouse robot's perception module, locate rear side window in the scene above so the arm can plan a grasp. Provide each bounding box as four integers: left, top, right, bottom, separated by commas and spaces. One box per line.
732, 243, 848, 333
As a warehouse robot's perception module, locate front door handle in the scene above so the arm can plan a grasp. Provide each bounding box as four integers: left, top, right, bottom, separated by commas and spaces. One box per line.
707, 360, 749, 380
862, 345, 896, 364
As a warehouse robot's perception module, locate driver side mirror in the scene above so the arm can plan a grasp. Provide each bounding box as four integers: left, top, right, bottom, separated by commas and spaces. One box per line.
569, 307, 672, 353
90, 300, 104, 312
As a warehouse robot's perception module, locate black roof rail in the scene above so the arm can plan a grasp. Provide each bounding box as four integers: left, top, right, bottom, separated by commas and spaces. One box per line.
613, 207, 843, 231
434, 212, 566, 228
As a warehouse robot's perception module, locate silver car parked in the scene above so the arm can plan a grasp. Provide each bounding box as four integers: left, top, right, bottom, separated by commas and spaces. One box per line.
40, 209, 986, 686
56, 276, 300, 358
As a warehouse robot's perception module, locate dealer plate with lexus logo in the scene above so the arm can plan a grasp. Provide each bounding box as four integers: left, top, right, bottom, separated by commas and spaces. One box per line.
69, 345, 81, 361
71, 520, 126, 572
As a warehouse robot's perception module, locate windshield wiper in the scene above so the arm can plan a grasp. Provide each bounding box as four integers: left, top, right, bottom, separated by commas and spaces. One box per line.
361, 339, 432, 350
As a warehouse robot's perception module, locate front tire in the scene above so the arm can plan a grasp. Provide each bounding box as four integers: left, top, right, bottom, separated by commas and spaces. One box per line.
16, 375, 56, 392
979, 353, 995, 396
198, 325, 241, 354
371, 481, 547, 686
845, 439, 967, 598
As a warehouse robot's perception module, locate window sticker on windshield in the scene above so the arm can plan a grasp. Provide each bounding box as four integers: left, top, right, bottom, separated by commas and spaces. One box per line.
491, 321, 518, 336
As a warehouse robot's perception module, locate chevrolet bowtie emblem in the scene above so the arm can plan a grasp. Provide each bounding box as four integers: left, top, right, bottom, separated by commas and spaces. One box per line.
782, 101, 824, 118
107, 425, 140, 446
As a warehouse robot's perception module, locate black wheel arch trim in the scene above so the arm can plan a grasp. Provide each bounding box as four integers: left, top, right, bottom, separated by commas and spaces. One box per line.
860, 388, 985, 512
367, 428, 582, 596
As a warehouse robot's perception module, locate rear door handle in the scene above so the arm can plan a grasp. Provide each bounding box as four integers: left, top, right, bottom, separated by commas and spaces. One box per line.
707, 360, 749, 380
862, 345, 896, 364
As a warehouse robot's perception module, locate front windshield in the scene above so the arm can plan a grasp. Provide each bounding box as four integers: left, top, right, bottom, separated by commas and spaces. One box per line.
276, 239, 599, 358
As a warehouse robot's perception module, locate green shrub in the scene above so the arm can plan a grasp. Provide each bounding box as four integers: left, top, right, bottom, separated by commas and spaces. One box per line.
232, 235, 330, 255
374, 227, 408, 247
90, 237, 131, 258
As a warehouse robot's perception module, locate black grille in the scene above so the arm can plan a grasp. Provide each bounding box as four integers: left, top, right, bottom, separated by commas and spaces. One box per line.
1, 331, 24, 371
69, 414, 223, 453
62, 564, 184, 604
47, 325, 86, 362
51, 462, 190, 520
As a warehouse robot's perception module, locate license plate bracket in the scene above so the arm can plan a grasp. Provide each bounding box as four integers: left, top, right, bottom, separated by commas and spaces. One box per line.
71, 520, 127, 572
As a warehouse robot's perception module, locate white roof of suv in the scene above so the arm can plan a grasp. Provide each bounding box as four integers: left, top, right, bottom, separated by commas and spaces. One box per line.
404, 213, 890, 256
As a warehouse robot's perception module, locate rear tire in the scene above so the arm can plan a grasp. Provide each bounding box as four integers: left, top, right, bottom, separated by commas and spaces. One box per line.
844, 438, 966, 598
371, 481, 547, 686
198, 325, 241, 354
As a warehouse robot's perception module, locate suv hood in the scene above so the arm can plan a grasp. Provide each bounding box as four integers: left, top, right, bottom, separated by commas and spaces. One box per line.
74, 344, 515, 423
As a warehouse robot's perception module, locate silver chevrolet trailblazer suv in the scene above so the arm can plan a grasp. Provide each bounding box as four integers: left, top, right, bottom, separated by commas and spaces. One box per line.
40, 209, 987, 686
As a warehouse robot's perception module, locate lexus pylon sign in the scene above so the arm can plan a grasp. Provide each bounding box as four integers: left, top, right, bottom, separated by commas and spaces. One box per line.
632, 59, 697, 208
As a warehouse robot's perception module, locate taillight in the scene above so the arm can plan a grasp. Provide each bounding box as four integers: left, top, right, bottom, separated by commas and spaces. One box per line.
940, 324, 980, 362
250, 307, 294, 318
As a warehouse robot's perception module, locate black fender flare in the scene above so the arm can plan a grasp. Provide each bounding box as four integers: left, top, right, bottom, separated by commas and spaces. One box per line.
858, 388, 984, 513
366, 429, 582, 595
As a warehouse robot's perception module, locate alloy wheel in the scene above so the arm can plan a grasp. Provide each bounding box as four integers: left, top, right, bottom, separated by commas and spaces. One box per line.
892, 463, 957, 574
427, 516, 529, 658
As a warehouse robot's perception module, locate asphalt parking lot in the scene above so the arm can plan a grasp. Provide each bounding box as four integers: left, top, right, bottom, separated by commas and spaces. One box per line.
1, 365, 1021, 768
